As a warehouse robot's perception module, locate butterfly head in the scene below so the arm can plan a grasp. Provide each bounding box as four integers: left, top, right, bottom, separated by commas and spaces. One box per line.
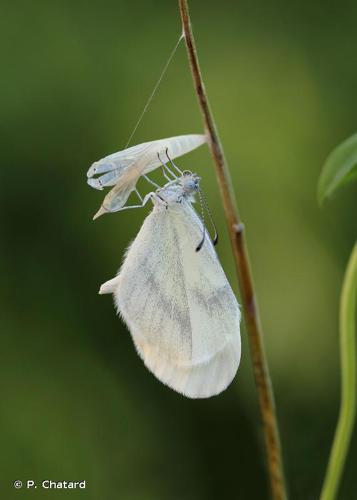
180, 170, 201, 195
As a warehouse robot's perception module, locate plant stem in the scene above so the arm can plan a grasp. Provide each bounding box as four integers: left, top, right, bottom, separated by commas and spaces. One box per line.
320, 242, 357, 500
177, 1, 287, 499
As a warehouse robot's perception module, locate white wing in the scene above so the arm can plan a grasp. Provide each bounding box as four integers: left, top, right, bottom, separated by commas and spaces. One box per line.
87, 134, 206, 218
108, 200, 241, 398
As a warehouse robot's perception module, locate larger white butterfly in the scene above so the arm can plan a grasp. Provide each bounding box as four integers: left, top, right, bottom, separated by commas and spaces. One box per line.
87, 134, 206, 219
99, 171, 241, 398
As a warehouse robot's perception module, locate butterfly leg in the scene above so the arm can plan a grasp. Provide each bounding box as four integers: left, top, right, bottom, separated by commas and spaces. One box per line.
93, 189, 151, 219
111, 192, 155, 212
150, 192, 169, 209
135, 188, 143, 202
165, 148, 183, 176
161, 165, 172, 182
158, 150, 178, 180
143, 174, 161, 189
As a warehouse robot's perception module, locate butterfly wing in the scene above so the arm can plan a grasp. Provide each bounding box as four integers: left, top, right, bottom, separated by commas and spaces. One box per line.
112, 201, 241, 398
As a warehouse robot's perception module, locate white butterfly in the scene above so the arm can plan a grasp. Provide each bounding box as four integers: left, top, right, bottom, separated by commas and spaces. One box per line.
87, 134, 206, 219
99, 171, 241, 398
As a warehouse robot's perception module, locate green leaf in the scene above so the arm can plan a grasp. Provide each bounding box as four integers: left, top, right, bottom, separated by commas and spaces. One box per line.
318, 132, 357, 204
320, 243, 357, 500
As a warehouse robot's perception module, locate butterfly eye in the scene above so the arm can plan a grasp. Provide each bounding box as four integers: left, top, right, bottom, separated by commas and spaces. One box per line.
183, 170, 192, 176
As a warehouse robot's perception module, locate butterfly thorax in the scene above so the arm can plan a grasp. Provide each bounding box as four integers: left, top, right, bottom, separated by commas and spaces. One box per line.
156, 171, 200, 205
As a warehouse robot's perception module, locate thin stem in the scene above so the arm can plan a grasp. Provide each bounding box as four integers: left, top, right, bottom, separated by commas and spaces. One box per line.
177, 2, 287, 499
320, 242, 357, 500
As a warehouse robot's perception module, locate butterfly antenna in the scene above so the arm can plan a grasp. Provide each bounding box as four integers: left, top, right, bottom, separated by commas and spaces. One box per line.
196, 189, 207, 252
199, 188, 219, 246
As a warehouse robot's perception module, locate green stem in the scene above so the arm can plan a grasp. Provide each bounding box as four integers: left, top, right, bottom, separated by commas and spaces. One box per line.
320, 242, 357, 500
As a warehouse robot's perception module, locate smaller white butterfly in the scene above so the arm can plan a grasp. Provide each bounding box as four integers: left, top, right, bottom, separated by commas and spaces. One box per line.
99, 170, 241, 398
87, 134, 206, 219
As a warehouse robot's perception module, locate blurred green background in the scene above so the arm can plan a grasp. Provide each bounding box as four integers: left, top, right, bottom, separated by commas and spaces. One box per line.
1, 0, 357, 498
